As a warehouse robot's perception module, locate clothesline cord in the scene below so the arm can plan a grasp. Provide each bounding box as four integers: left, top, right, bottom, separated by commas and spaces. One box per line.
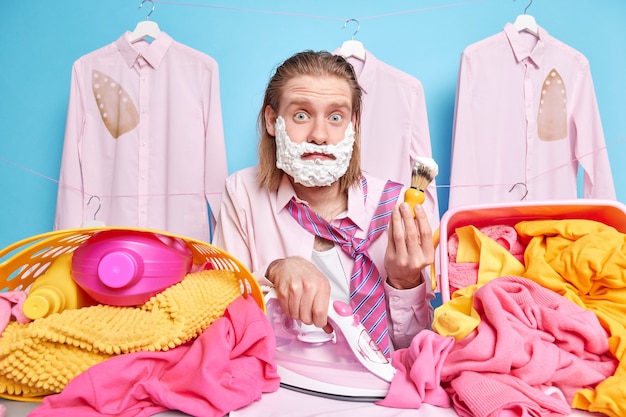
2, 136, 624, 199
3, 0, 621, 199
152, 0, 487, 22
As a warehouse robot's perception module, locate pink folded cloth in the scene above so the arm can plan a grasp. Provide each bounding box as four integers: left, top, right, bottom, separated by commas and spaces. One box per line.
447, 263, 480, 295
448, 371, 571, 417
0, 291, 30, 333
447, 225, 526, 294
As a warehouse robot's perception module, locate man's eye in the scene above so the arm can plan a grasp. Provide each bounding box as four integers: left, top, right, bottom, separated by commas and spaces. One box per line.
294, 113, 307, 121
330, 114, 343, 122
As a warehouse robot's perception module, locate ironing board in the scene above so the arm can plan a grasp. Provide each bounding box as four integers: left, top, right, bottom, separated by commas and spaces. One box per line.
1, 388, 604, 416
0, 399, 187, 416
229, 387, 603, 417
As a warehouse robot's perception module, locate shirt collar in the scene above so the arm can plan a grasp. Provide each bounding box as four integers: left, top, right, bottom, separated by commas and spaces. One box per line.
503, 22, 547, 68
276, 174, 297, 212
275, 173, 369, 232
349, 50, 379, 95
332, 48, 379, 95
116, 31, 173, 70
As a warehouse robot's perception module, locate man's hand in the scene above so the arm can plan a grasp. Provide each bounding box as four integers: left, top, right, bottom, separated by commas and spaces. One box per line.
384, 202, 434, 289
267, 256, 333, 332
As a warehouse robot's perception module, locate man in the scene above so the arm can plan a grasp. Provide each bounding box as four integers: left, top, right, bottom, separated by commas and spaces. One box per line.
213, 50, 435, 353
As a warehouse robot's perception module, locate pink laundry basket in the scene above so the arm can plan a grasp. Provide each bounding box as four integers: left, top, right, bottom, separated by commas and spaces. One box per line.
436, 199, 626, 303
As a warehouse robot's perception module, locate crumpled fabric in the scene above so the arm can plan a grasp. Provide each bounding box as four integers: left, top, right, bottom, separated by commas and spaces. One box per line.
441, 276, 617, 417
377, 329, 454, 409
28, 295, 280, 417
447, 224, 526, 295
516, 219, 626, 416
0, 291, 30, 333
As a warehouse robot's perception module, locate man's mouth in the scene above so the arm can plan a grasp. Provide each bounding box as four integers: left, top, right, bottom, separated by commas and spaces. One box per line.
302, 152, 336, 162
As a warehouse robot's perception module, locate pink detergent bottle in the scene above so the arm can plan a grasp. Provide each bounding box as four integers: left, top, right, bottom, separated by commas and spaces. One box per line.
71, 230, 193, 306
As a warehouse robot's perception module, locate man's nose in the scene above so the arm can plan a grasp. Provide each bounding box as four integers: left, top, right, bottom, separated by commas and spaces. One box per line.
308, 119, 329, 144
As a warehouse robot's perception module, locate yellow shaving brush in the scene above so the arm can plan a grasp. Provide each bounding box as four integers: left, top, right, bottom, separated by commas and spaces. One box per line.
404, 157, 438, 216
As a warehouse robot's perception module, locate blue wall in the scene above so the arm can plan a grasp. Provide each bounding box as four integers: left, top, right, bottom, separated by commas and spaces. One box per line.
1, 0, 625, 250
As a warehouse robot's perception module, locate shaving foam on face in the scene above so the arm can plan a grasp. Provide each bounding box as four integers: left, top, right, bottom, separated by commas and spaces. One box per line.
275, 116, 355, 187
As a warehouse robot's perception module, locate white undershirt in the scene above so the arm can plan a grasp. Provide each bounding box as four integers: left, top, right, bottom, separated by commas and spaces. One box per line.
310, 247, 350, 303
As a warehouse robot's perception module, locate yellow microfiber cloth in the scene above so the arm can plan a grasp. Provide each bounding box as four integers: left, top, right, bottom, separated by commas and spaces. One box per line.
0, 269, 244, 399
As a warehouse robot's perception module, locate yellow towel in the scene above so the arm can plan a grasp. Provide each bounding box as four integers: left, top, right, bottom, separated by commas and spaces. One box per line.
0, 269, 243, 398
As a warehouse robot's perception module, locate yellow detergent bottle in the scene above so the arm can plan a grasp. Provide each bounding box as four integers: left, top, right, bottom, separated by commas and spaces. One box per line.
22, 252, 97, 320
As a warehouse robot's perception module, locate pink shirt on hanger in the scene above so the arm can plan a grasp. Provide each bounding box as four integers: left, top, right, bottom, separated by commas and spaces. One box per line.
212, 167, 435, 349
337, 49, 440, 229
54, 32, 227, 242
449, 23, 615, 208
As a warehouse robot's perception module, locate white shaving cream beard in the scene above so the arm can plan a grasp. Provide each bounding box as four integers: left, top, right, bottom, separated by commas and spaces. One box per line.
274, 116, 355, 187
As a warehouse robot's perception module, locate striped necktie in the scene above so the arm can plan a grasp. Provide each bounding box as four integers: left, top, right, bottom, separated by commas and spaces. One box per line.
287, 177, 402, 355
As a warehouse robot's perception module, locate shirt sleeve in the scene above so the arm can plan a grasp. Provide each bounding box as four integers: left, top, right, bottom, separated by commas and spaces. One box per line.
54, 61, 86, 230
211, 174, 273, 287
573, 61, 616, 199
384, 270, 435, 349
213, 176, 251, 262
203, 59, 228, 228
448, 50, 479, 209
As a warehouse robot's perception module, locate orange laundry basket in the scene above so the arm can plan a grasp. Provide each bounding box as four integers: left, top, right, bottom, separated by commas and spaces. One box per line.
436, 199, 626, 303
0, 226, 264, 311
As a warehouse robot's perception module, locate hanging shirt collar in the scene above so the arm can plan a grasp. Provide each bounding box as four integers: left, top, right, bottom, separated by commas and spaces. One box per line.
332, 47, 383, 96
503, 22, 547, 68
116, 31, 173, 70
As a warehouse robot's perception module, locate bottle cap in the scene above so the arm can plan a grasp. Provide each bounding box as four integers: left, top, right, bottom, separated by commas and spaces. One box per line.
97, 250, 143, 289
23, 287, 65, 320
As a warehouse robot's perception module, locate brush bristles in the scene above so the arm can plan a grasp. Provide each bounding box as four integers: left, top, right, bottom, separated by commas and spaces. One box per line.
410, 157, 438, 191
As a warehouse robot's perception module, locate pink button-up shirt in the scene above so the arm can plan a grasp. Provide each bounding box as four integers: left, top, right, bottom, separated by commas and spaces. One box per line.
336, 49, 439, 230
54, 32, 227, 242
449, 23, 615, 208
212, 167, 435, 349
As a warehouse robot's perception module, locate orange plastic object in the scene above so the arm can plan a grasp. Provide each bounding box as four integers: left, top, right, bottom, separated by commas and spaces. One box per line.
0, 226, 264, 312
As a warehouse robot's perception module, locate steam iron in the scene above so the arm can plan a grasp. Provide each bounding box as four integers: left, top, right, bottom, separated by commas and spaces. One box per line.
265, 291, 396, 401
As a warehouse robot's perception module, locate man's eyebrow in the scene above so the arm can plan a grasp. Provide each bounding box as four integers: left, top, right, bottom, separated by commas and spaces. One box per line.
285, 97, 312, 106
285, 97, 352, 110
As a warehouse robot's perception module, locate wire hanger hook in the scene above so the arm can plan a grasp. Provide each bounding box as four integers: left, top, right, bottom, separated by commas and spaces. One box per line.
524, 0, 534, 14
139, 0, 155, 20
343, 18, 360, 40
514, 0, 534, 15
508, 182, 528, 201
86, 195, 102, 221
